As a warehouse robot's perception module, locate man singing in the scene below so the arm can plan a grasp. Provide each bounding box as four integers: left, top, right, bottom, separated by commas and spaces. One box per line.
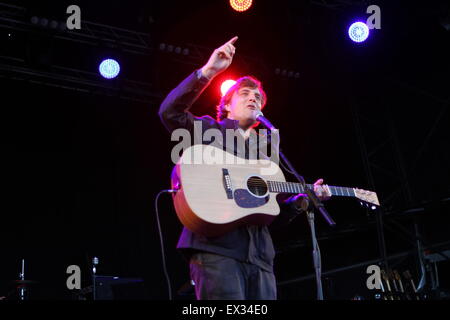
159, 36, 331, 300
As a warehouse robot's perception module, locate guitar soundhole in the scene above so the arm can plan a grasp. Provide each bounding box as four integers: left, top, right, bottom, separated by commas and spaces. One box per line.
247, 176, 268, 198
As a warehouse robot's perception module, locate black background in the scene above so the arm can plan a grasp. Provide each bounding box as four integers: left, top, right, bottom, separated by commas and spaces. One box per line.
0, 0, 449, 300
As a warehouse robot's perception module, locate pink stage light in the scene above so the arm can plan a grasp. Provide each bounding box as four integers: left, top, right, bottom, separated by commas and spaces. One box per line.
220, 79, 237, 96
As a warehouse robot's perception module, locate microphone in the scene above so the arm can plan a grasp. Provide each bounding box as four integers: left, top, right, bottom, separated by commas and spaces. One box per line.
254, 111, 276, 131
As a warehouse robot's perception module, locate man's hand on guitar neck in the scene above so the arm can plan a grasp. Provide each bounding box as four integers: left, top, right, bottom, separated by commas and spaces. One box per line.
313, 178, 331, 201
290, 178, 331, 211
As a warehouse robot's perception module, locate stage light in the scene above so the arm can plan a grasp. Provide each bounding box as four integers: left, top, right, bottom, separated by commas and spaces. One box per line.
348, 22, 369, 43
50, 20, 58, 29
99, 59, 120, 79
159, 42, 189, 55
221, 80, 236, 96
275, 67, 300, 80
49, 20, 58, 29
30, 16, 67, 32
55, 22, 66, 31
40, 18, 49, 27
230, 0, 253, 12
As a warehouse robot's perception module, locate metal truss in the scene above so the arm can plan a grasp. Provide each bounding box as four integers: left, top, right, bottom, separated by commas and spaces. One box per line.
269, 64, 450, 295
0, 2, 155, 56
310, 0, 371, 11
352, 79, 449, 213
351, 77, 450, 291
0, 2, 269, 102
0, 2, 162, 103
0, 55, 163, 104
278, 239, 450, 288
0, 1, 266, 67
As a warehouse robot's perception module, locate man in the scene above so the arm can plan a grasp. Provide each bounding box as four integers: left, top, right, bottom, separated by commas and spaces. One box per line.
159, 36, 331, 300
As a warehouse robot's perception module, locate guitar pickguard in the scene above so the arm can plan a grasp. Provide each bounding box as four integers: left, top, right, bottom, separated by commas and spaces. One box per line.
234, 189, 269, 208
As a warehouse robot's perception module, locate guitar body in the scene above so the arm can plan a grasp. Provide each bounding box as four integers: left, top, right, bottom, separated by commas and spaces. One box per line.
171, 144, 286, 237
169, 145, 380, 237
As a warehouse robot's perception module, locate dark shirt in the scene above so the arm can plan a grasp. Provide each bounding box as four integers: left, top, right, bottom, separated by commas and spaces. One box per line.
158, 69, 300, 272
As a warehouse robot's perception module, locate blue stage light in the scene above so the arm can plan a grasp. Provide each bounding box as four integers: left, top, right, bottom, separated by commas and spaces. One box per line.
348, 22, 370, 43
99, 59, 120, 79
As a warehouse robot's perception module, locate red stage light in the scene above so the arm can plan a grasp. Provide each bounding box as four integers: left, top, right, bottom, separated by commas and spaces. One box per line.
220, 80, 236, 96
229, 0, 253, 12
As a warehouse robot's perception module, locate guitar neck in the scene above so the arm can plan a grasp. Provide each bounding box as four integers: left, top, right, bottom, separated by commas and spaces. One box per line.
267, 181, 356, 198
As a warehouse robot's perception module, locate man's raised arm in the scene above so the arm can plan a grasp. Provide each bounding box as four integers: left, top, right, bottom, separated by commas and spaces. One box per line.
158, 36, 238, 133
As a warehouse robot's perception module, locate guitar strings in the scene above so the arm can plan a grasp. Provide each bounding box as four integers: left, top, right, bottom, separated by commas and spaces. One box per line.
248, 180, 352, 194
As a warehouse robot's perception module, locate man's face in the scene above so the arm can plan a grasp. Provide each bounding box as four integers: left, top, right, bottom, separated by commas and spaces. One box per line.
225, 86, 263, 125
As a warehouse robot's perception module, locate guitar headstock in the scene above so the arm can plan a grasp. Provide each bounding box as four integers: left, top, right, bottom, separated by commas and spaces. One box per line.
380, 269, 389, 281
403, 270, 412, 280
393, 270, 402, 281
354, 188, 380, 207
388, 270, 396, 281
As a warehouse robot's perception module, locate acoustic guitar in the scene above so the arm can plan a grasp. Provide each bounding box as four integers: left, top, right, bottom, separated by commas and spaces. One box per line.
171, 144, 380, 237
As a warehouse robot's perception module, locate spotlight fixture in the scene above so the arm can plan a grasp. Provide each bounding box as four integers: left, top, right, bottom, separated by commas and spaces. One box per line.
274, 68, 300, 79
99, 58, 121, 79
230, 0, 253, 12
220, 79, 236, 96
158, 43, 190, 56
348, 22, 370, 43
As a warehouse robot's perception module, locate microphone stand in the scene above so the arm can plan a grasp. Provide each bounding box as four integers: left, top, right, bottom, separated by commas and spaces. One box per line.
279, 148, 336, 300
257, 113, 336, 300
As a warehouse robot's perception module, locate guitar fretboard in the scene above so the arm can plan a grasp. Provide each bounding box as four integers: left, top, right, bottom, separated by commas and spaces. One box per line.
267, 181, 356, 197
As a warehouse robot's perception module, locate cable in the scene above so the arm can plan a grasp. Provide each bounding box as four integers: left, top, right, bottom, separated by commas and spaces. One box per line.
280, 153, 297, 176
154, 189, 178, 300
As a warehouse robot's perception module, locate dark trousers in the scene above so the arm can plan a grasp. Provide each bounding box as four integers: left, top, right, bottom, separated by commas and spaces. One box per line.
189, 252, 277, 300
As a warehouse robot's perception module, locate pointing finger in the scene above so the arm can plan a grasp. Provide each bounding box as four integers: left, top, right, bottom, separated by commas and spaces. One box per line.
225, 44, 236, 55
227, 36, 238, 45
314, 178, 324, 185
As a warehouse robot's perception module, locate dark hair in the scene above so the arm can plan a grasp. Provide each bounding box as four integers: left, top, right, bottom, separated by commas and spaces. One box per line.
216, 76, 267, 121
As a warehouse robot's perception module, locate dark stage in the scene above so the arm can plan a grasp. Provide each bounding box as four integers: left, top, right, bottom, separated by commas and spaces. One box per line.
0, 0, 449, 302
